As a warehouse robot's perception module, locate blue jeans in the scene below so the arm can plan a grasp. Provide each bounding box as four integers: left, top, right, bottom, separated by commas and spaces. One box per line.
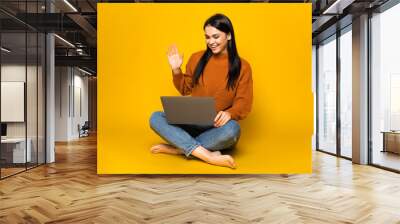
149, 111, 241, 157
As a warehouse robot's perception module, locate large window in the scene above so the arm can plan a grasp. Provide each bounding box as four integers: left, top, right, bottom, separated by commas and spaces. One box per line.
317, 26, 353, 158
371, 3, 400, 171
318, 35, 337, 154
340, 27, 352, 158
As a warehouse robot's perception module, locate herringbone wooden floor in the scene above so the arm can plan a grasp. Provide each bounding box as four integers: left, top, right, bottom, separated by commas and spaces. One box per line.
1, 134, 400, 224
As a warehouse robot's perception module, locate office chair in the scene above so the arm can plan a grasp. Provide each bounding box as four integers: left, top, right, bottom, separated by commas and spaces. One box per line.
79, 121, 90, 138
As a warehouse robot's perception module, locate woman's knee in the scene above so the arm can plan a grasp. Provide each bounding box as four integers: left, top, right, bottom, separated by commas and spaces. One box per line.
220, 120, 241, 142
149, 111, 166, 129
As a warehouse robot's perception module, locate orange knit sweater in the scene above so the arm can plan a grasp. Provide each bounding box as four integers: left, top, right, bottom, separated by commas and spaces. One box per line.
173, 50, 253, 121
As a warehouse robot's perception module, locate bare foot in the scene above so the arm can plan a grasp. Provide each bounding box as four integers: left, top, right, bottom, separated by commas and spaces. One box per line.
191, 146, 235, 169
150, 144, 182, 155
211, 151, 222, 156
208, 154, 236, 169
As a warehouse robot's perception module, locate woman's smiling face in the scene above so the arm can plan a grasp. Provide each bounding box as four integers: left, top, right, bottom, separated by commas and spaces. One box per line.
204, 25, 231, 55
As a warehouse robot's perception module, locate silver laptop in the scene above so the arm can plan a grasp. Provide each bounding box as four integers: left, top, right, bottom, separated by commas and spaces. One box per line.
161, 96, 216, 126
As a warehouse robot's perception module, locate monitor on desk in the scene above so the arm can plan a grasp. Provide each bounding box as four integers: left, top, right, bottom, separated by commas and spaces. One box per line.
1, 123, 7, 138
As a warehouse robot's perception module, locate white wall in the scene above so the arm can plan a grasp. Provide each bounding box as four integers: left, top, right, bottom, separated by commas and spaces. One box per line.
73, 73, 89, 137
55, 66, 70, 141
55, 67, 89, 141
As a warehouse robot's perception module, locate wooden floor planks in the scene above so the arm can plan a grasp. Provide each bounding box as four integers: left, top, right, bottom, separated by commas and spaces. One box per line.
1, 134, 400, 223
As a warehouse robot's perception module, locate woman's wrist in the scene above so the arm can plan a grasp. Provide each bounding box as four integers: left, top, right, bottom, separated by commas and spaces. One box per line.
172, 67, 182, 75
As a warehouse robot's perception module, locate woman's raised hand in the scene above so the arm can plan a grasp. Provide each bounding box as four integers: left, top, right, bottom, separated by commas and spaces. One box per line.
167, 44, 183, 74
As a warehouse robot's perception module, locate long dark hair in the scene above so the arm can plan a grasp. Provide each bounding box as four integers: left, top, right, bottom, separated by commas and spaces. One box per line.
193, 13, 241, 91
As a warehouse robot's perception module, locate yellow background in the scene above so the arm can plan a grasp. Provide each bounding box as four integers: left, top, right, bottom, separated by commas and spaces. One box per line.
98, 3, 312, 174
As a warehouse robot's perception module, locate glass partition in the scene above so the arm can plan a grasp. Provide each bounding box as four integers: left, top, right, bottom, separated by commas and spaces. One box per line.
0, 1, 46, 179
1, 30, 28, 177
27, 30, 38, 169
38, 32, 45, 165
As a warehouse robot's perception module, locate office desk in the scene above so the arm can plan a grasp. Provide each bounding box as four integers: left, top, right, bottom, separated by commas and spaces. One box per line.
1, 138, 32, 163
382, 131, 400, 154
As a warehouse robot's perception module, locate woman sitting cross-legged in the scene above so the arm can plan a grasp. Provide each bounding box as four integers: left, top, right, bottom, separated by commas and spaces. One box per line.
149, 13, 253, 169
